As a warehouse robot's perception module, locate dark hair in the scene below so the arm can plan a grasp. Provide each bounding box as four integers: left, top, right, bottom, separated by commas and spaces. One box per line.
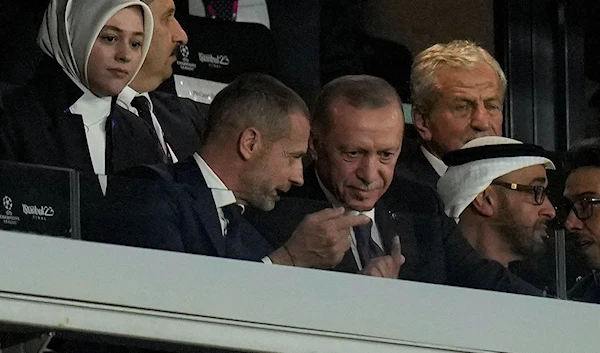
204, 73, 309, 144
312, 75, 402, 136
565, 137, 600, 172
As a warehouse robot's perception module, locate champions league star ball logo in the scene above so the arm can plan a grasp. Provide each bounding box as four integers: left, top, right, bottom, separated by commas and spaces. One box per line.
179, 45, 190, 62
176, 45, 197, 71
3, 196, 13, 215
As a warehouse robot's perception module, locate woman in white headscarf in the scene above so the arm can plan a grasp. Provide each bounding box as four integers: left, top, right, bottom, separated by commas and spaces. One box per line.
0, 0, 153, 177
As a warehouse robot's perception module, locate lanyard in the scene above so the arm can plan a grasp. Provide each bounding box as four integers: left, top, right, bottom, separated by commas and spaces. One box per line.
206, 0, 239, 21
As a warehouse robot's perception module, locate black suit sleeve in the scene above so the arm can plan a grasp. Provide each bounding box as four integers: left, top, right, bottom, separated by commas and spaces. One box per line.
85, 169, 189, 253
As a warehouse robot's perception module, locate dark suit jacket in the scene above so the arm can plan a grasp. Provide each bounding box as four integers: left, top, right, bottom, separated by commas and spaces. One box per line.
0, 58, 205, 173
246, 165, 542, 295
568, 270, 600, 304
393, 137, 440, 190
89, 157, 274, 262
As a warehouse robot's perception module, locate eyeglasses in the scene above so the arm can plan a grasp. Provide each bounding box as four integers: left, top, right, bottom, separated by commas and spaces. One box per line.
565, 197, 600, 220
491, 181, 549, 205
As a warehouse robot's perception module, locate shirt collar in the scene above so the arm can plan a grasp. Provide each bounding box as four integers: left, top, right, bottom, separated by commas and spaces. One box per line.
314, 169, 375, 220
69, 91, 111, 125
193, 153, 238, 208
117, 86, 154, 113
421, 145, 448, 176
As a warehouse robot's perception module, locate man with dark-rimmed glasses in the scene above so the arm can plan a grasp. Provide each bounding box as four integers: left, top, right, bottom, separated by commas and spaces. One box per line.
437, 136, 556, 268
563, 137, 600, 303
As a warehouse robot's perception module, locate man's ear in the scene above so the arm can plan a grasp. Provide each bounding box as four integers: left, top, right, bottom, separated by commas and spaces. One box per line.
238, 127, 262, 161
471, 188, 496, 217
412, 107, 432, 142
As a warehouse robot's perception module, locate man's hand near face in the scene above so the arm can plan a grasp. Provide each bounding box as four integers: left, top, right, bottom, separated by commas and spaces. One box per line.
360, 235, 405, 278
269, 207, 370, 268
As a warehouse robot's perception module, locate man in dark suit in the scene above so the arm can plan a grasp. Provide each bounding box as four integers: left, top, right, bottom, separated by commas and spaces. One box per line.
394, 40, 506, 189
115, 0, 208, 165
247, 74, 541, 293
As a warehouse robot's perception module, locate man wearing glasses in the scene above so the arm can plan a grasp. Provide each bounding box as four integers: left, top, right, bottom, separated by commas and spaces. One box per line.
563, 138, 600, 303
437, 136, 556, 268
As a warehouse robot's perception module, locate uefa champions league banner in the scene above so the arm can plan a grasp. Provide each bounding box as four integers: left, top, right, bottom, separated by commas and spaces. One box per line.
172, 15, 275, 104
0, 161, 80, 239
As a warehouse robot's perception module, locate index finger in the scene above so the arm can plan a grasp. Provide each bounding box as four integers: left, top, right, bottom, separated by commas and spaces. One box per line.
390, 235, 404, 264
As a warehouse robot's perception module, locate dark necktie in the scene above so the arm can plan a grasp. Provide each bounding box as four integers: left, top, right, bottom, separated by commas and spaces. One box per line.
131, 96, 170, 163
353, 219, 384, 268
207, 0, 236, 20
222, 203, 243, 237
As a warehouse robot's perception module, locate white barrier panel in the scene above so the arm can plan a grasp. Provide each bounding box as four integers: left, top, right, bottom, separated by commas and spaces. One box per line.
0, 230, 597, 353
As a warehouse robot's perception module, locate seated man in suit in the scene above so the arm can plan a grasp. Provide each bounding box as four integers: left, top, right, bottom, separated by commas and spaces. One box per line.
246, 75, 541, 294
437, 136, 556, 274
98, 73, 372, 269
114, 0, 207, 166
563, 138, 600, 303
395, 40, 506, 188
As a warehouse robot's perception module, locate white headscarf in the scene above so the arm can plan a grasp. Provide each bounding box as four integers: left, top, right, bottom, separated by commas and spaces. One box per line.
437, 136, 556, 222
38, 0, 154, 94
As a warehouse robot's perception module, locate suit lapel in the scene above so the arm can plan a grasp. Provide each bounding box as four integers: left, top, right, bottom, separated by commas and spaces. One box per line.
395, 141, 440, 189
150, 92, 201, 160
374, 205, 396, 252
414, 147, 441, 187
378, 207, 421, 280
173, 157, 226, 256
50, 111, 94, 172
36, 63, 95, 173
225, 216, 274, 261
109, 106, 165, 172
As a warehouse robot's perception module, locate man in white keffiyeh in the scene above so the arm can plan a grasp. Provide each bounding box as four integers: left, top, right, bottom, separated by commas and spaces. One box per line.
437, 136, 556, 267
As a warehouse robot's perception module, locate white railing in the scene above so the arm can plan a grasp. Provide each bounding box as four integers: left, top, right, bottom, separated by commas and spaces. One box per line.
0, 229, 598, 353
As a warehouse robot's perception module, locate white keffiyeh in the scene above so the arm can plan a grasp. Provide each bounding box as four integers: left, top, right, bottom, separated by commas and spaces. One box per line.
437, 136, 555, 222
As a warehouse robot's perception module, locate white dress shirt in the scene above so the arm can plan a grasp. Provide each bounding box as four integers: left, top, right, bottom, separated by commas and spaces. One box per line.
117, 86, 178, 162
69, 92, 111, 194
315, 171, 384, 270
421, 145, 448, 177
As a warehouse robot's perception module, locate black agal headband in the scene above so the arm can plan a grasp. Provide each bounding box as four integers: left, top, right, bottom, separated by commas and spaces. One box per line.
443, 143, 552, 166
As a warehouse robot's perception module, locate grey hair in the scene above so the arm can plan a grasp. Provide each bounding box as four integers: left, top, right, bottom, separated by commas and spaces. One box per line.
312, 75, 402, 136
411, 40, 507, 115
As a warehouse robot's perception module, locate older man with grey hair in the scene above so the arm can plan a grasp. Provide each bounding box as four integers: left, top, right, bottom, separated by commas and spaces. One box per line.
437, 136, 556, 268
395, 40, 507, 188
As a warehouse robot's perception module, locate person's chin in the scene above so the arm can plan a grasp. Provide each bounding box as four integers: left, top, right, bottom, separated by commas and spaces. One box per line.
259, 199, 276, 212
345, 197, 377, 212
